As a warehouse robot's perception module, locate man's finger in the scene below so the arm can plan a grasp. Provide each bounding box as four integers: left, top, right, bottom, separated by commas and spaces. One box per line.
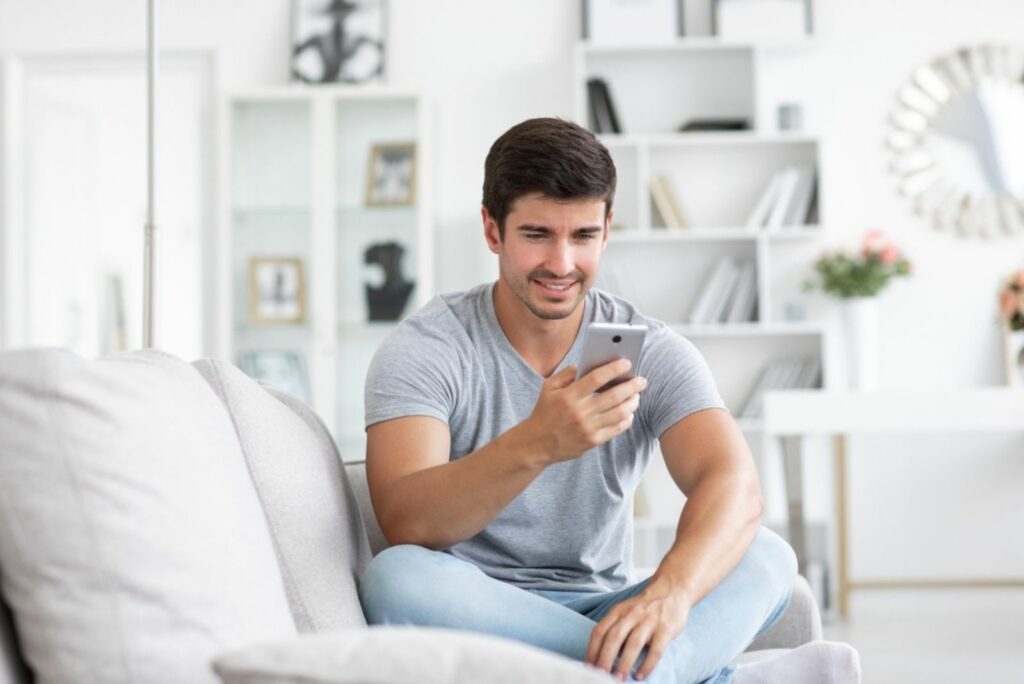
547, 364, 577, 389
588, 375, 647, 413
635, 629, 672, 681
613, 619, 655, 681
576, 358, 632, 395
595, 612, 638, 674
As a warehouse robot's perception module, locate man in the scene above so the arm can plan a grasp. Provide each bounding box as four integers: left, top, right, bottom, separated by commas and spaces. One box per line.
358, 118, 854, 683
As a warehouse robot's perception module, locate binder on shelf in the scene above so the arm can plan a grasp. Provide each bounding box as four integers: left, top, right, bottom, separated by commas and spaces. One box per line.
745, 174, 783, 229
649, 174, 689, 229
687, 257, 738, 325
586, 77, 622, 134
724, 260, 758, 323
764, 166, 800, 230
783, 166, 817, 228
706, 261, 743, 324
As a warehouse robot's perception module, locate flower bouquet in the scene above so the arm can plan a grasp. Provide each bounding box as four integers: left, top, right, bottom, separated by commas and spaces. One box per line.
998, 269, 1024, 385
804, 229, 912, 299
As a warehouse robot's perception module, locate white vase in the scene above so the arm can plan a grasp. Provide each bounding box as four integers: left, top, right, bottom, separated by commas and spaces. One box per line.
1004, 327, 1024, 386
839, 297, 879, 390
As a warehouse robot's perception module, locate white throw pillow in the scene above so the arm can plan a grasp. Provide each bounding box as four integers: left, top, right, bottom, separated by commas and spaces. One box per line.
213, 627, 615, 684
0, 349, 296, 683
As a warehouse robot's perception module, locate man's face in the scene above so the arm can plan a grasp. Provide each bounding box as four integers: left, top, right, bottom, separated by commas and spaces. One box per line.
484, 193, 610, 321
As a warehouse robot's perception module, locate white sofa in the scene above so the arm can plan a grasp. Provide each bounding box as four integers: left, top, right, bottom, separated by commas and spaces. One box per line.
0, 349, 826, 683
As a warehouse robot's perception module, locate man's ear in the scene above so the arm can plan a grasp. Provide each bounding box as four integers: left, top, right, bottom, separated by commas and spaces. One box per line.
482, 207, 502, 255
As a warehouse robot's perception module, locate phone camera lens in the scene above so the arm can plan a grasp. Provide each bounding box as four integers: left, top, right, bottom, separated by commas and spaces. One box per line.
612, 335, 622, 343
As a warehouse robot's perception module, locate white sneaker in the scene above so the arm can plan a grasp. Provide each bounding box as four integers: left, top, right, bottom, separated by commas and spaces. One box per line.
732, 640, 861, 684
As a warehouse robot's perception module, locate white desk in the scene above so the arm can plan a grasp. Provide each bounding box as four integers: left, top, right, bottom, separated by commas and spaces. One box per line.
763, 388, 1024, 619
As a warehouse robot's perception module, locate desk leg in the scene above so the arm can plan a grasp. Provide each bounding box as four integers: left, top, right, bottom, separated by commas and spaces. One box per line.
780, 436, 808, 575
835, 434, 850, 621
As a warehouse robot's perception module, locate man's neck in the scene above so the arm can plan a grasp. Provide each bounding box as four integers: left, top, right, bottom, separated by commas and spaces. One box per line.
492, 280, 585, 378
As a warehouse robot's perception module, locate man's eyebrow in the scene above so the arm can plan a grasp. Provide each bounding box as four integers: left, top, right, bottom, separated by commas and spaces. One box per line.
515, 224, 603, 233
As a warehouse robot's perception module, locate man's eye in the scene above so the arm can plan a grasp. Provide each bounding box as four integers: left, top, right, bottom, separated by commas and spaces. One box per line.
575, 233, 597, 241
524, 233, 546, 240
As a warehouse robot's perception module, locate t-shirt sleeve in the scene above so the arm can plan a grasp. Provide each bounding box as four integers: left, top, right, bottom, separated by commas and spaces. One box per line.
638, 325, 727, 439
364, 319, 461, 429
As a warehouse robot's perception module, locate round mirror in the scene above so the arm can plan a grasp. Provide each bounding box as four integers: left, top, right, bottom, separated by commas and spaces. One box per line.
888, 44, 1024, 238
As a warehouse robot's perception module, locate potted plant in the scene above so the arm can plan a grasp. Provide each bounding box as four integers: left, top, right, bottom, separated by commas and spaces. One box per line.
998, 269, 1024, 386
804, 229, 913, 389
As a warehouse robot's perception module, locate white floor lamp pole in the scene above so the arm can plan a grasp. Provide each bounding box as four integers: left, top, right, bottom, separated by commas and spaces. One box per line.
143, 0, 158, 348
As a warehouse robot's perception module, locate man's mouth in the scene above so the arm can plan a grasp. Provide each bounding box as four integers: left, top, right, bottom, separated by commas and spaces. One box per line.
533, 279, 578, 297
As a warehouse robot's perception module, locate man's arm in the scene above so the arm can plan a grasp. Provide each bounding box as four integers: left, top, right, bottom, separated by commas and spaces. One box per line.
588, 407, 762, 680
367, 359, 646, 549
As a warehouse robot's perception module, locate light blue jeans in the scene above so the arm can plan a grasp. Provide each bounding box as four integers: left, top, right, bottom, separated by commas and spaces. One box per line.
359, 527, 797, 684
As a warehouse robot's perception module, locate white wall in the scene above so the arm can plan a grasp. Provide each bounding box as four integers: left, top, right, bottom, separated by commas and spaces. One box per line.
2, 0, 1022, 578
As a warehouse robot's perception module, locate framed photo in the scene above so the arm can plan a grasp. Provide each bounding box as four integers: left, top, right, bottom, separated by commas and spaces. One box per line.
583, 0, 683, 45
249, 257, 306, 324
290, 0, 387, 84
238, 350, 311, 403
365, 142, 417, 207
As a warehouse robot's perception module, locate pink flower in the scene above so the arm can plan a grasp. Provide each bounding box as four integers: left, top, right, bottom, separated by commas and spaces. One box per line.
880, 246, 900, 264
999, 290, 1017, 318
862, 229, 890, 254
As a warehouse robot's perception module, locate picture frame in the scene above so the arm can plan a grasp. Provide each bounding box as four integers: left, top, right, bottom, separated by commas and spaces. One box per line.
365, 142, 417, 207
582, 0, 684, 45
237, 350, 311, 403
248, 257, 306, 324
290, 0, 387, 84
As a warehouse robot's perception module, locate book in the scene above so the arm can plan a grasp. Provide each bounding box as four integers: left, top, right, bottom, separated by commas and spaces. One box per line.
678, 118, 751, 132
687, 257, 738, 324
783, 166, 817, 228
586, 77, 621, 134
795, 356, 822, 389
707, 260, 743, 323
745, 172, 783, 229
764, 166, 800, 231
739, 355, 819, 418
725, 260, 758, 323
649, 174, 689, 228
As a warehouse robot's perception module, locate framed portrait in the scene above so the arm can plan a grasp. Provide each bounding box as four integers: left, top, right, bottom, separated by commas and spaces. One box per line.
249, 257, 306, 324
365, 142, 417, 207
237, 350, 311, 403
290, 0, 387, 84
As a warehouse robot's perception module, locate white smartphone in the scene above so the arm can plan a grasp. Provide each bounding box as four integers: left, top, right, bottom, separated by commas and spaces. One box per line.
575, 322, 648, 392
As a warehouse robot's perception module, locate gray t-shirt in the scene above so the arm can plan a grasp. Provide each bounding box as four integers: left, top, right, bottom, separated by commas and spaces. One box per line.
364, 283, 725, 592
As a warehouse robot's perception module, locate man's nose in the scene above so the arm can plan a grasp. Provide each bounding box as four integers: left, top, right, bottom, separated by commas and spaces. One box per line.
545, 240, 574, 276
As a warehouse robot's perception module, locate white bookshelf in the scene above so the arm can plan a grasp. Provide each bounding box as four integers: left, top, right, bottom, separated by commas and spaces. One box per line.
219, 86, 433, 462
575, 21, 827, 571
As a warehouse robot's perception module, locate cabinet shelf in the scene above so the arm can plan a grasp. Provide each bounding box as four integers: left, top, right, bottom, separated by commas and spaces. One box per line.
609, 226, 822, 242
599, 131, 818, 147
580, 37, 815, 55
671, 322, 825, 338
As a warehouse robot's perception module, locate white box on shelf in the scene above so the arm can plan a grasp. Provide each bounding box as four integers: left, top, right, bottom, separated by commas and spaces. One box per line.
714, 0, 810, 42
586, 0, 682, 46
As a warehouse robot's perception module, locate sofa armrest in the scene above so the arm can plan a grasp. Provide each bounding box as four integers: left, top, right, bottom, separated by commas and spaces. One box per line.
213, 627, 614, 683
745, 574, 822, 651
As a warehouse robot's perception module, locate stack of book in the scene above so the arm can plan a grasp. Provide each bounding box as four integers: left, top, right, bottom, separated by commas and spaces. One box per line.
745, 165, 817, 231
687, 257, 758, 325
649, 174, 690, 228
739, 356, 822, 419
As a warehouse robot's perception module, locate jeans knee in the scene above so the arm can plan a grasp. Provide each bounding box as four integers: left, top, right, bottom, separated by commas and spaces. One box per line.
747, 527, 798, 597
359, 544, 438, 624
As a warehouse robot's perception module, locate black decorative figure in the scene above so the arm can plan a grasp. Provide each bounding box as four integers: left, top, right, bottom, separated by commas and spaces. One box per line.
292, 0, 384, 84
364, 241, 414, 321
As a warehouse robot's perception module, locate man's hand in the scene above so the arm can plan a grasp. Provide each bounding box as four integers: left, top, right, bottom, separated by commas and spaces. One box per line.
586, 580, 692, 681
523, 359, 647, 464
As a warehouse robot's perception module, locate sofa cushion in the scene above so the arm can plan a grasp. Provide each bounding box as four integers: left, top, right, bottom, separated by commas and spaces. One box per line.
343, 462, 389, 556
192, 360, 372, 631
0, 597, 28, 684
0, 349, 296, 683
212, 627, 615, 684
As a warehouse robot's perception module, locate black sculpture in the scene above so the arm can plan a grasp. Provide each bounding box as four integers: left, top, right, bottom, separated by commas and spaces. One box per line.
365, 241, 414, 321
291, 0, 385, 84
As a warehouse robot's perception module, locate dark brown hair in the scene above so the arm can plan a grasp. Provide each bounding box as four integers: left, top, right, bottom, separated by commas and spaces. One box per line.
482, 118, 616, 238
